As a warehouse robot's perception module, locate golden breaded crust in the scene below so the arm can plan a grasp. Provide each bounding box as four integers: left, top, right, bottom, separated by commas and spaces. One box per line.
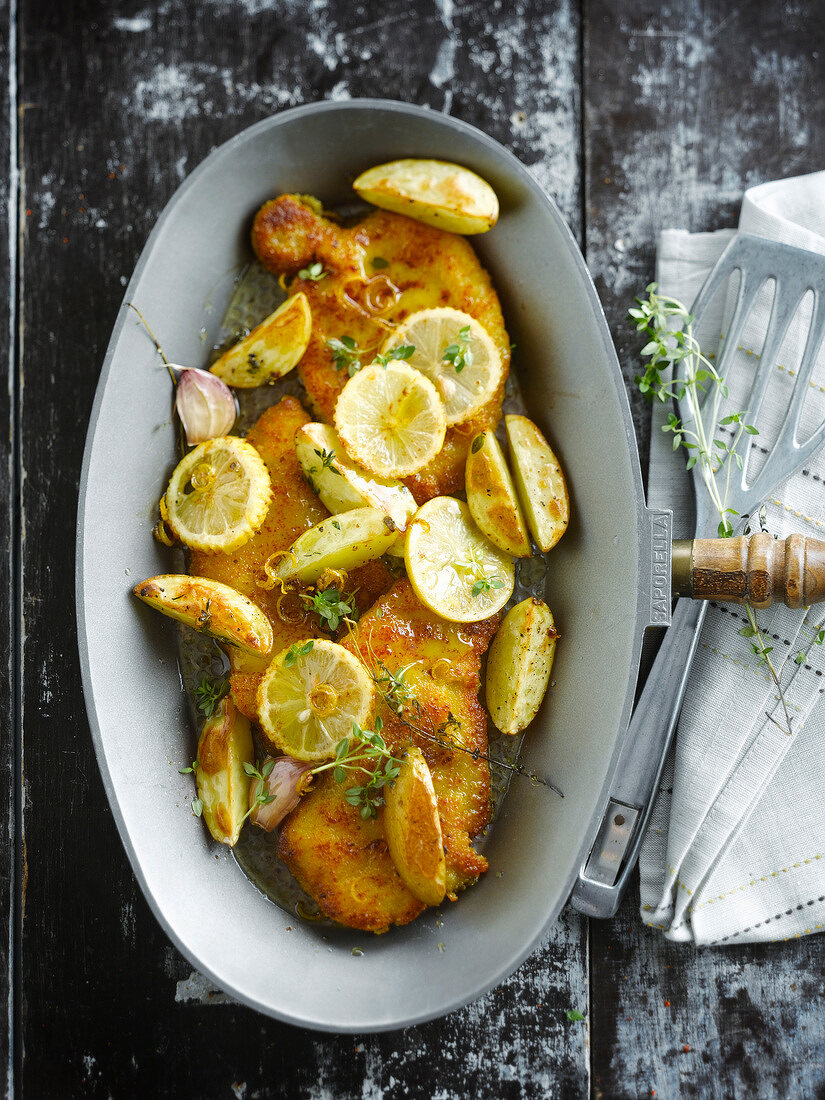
190, 396, 393, 721
278, 580, 497, 931
343, 580, 497, 892
251, 198, 510, 504
277, 772, 425, 934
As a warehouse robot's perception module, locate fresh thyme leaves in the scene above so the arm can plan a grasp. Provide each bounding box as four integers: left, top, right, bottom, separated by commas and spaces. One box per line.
241, 758, 277, 823
197, 598, 213, 632
565, 1009, 586, 1022
284, 640, 315, 667
327, 335, 362, 376
371, 256, 389, 269
471, 575, 505, 598
298, 261, 327, 282
246, 351, 261, 375
375, 344, 415, 367
371, 659, 420, 717
633, 285, 758, 539
362, 639, 563, 796
630, 285, 790, 733
442, 325, 473, 373
739, 623, 773, 663
301, 587, 355, 632
195, 674, 230, 718
794, 624, 825, 665
183, 760, 203, 817
313, 447, 341, 474
743, 503, 770, 536
311, 717, 402, 819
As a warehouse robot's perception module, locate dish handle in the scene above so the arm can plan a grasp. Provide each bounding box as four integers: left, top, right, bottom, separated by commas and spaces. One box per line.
568, 594, 708, 920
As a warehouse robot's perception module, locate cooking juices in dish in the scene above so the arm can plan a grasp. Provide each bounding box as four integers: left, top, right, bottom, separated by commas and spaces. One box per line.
132, 160, 569, 934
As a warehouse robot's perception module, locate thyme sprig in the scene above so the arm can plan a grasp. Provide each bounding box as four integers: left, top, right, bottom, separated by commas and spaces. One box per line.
195, 674, 230, 717
241, 759, 277, 824
632, 285, 759, 539
327, 335, 363, 376
313, 447, 341, 474
298, 261, 327, 282
630, 285, 793, 733
370, 658, 421, 718
361, 633, 563, 796
443, 325, 473, 373
793, 625, 825, 665
471, 574, 505, 599
375, 344, 415, 367
301, 586, 356, 632
284, 640, 314, 667
311, 717, 402, 819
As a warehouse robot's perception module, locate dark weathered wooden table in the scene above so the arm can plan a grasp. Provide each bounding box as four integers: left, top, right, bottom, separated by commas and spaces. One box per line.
4, 1, 825, 1095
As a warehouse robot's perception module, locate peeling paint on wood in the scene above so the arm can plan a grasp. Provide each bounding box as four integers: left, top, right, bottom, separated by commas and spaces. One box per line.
9, 0, 825, 1096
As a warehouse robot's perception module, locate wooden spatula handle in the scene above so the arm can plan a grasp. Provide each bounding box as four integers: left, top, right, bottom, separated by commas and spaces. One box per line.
672, 533, 825, 609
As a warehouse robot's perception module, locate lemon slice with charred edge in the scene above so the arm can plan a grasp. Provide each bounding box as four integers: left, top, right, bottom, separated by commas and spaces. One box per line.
132, 574, 273, 656
380, 308, 503, 426
164, 436, 271, 553
210, 292, 311, 388
405, 496, 514, 623
334, 360, 446, 479
353, 159, 499, 235
257, 639, 375, 762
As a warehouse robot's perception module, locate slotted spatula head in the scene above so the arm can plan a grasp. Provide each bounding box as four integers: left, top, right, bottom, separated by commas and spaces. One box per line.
676, 233, 825, 533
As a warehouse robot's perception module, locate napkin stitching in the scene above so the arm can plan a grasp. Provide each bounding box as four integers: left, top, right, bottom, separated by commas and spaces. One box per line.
686, 852, 824, 912
726, 337, 825, 395
707, 895, 825, 945
772, 499, 825, 530
697, 642, 808, 702
711, 602, 811, 650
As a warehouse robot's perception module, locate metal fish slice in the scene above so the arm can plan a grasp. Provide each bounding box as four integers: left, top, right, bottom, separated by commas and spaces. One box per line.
572, 233, 825, 918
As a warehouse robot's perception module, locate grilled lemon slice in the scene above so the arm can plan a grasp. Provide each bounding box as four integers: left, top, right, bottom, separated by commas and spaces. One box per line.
132, 574, 273, 655
380, 308, 502, 426
404, 496, 514, 623
353, 159, 499, 235
257, 639, 375, 762
295, 421, 417, 533
164, 436, 271, 553
505, 415, 570, 552
274, 506, 399, 586
210, 293, 311, 388
334, 360, 446, 479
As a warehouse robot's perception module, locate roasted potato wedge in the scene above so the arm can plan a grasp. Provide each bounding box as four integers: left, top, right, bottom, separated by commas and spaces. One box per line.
505, 415, 569, 552
195, 697, 254, 846
132, 574, 273, 656
210, 293, 311, 387
384, 746, 446, 906
295, 422, 416, 555
275, 507, 398, 586
486, 598, 559, 736
353, 159, 499, 236
465, 430, 531, 557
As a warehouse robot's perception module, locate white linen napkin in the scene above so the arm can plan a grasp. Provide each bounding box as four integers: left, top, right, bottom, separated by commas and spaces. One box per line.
638, 171, 825, 945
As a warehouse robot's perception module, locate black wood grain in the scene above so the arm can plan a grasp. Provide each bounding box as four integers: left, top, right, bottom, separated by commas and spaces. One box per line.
585, 2, 825, 1096
0, 0, 13, 1094
18, 1, 587, 1096
15, 0, 825, 1094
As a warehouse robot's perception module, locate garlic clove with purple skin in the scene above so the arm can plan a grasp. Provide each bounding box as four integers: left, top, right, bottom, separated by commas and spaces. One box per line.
249, 755, 314, 831
175, 366, 237, 445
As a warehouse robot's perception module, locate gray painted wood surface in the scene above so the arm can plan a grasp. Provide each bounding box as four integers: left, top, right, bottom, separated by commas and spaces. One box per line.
5, 0, 825, 1096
